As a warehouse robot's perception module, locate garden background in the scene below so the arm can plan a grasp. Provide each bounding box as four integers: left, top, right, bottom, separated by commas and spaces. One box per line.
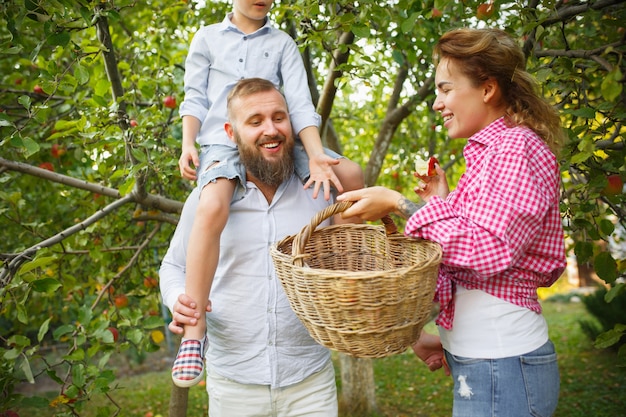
1, 0, 624, 416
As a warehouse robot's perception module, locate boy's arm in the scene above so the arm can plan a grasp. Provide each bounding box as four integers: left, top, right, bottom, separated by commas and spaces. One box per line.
179, 115, 202, 181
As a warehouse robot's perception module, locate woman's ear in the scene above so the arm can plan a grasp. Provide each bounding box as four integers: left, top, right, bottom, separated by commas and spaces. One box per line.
482, 78, 500, 104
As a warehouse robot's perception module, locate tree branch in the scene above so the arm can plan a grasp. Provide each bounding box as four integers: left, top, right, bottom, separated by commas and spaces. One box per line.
0, 157, 183, 213
0, 194, 134, 287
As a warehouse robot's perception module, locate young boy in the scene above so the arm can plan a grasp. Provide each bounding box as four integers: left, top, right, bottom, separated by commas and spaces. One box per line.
172, 0, 363, 387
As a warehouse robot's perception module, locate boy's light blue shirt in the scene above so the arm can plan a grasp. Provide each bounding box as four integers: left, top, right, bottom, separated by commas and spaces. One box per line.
179, 13, 321, 147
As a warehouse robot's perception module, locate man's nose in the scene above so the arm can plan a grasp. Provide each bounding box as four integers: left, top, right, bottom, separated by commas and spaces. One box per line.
262, 120, 279, 135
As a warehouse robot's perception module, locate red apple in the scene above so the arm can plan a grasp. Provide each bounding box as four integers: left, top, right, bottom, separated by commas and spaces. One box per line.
432, 8, 443, 18
130, 119, 138, 127
476, 2, 496, 20
114, 294, 129, 308
602, 174, 623, 196
143, 276, 158, 289
163, 95, 177, 109
107, 327, 119, 342
51, 144, 66, 158
33, 85, 44, 94
38, 162, 54, 172
414, 156, 439, 177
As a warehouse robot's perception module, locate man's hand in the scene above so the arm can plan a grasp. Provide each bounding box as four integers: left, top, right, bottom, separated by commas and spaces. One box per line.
412, 331, 450, 375
167, 293, 212, 335
303, 153, 341, 201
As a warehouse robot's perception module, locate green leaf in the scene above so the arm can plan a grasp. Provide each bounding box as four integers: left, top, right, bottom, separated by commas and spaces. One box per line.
16, 303, 28, 324
594, 326, 624, 349
38, 316, 52, 342
574, 241, 593, 264
568, 107, 596, 119
18, 136, 40, 158
72, 364, 86, 387
31, 277, 62, 293
605, 283, 625, 303
7, 334, 31, 348
119, 175, 136, 196
593, 251, 617, 284
53, 324, 75, 340
598, 219, 615, 236
48, 31, 70, 47
18, 256, 57, 275
18, 95, 32, 110
143, 315, 164, 329
570, 151, 591, 164
19, 356, 35, 384
74, 63, 90, 85
126, 328, 143, 344
351, 25, 370, 38
65, 348, 85, 361
601, 67, 623, 103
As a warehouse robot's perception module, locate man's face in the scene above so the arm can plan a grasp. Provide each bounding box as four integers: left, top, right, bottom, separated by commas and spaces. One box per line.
226, 89, 295, 187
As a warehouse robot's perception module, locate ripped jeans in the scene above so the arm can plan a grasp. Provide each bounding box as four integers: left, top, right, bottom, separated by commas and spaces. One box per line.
444, 340, 559, 417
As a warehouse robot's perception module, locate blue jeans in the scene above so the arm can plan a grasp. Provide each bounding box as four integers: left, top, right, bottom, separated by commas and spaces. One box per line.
444, 340, 559, 417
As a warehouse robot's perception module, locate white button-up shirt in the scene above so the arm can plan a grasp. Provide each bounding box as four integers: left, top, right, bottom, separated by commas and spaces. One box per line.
160, 174, 333, 388
179, 13, 321, 147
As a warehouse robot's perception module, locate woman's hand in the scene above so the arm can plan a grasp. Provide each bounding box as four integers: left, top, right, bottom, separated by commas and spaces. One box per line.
336, 186, 403, 221
412, 331, 450, 375
413, 163, 449, 202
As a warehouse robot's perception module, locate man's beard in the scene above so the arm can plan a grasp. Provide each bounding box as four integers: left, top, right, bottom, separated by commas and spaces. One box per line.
236, 132, 295, 187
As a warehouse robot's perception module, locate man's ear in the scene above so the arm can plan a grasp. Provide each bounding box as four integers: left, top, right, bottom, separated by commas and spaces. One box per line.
224, 122, 235, 143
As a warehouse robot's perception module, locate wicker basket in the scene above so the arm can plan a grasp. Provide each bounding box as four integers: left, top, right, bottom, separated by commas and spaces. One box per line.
270, 201, 442, 358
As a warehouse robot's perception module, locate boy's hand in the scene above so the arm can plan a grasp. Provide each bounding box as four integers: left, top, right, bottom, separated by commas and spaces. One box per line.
179, 147, 200, 181
168, 293, 212, 334
304, 153, 342, 200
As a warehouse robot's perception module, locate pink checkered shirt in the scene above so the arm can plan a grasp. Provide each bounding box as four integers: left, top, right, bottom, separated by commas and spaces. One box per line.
405, 118, 566, 330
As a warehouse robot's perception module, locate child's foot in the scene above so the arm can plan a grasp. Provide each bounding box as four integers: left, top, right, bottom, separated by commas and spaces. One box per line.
171, 336, 208, 387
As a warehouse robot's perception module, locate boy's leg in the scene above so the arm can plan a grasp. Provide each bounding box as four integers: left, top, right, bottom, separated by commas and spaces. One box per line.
171, 177, 235, 388
172, 144, 244, 388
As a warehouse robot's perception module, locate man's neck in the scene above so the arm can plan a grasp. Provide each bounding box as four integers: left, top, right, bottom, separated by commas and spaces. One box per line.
248, 175, 278, 204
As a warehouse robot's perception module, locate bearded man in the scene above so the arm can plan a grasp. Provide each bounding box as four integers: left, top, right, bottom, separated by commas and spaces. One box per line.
160, 78, 340, 416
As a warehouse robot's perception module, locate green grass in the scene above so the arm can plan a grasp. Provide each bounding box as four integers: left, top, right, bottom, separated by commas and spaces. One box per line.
15, 301, 626, 417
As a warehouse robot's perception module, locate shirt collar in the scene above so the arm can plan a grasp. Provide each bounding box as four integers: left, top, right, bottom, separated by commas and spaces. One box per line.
468, 116, 507, 147
219, 12, 272, 35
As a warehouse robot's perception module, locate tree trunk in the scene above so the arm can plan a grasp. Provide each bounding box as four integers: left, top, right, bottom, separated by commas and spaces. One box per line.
169, 385, 189, 417
338, 354, 379, 416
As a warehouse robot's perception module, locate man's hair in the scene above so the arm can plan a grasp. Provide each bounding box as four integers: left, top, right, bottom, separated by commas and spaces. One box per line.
227, 78, 282, 122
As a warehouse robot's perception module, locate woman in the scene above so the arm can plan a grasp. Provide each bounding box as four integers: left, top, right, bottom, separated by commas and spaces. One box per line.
338, 28, 566, 417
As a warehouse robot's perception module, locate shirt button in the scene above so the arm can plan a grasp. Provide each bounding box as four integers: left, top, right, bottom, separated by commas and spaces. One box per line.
239, 58, 243, 63
243, 36, 247, 40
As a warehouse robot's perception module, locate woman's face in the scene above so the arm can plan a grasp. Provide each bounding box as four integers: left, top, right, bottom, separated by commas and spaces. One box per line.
432, 58, 493, 139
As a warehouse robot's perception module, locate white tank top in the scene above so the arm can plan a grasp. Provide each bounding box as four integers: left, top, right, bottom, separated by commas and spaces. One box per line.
439, 285, 548, 358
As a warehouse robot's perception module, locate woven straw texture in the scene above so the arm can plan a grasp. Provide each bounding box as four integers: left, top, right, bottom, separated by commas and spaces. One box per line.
270, 201, 442, 358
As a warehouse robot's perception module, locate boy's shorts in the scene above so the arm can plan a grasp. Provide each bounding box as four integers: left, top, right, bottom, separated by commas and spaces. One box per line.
197, 141, 344, 202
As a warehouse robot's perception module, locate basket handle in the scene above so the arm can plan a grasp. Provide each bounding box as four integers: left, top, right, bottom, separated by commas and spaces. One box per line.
291, 201, 398, 263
